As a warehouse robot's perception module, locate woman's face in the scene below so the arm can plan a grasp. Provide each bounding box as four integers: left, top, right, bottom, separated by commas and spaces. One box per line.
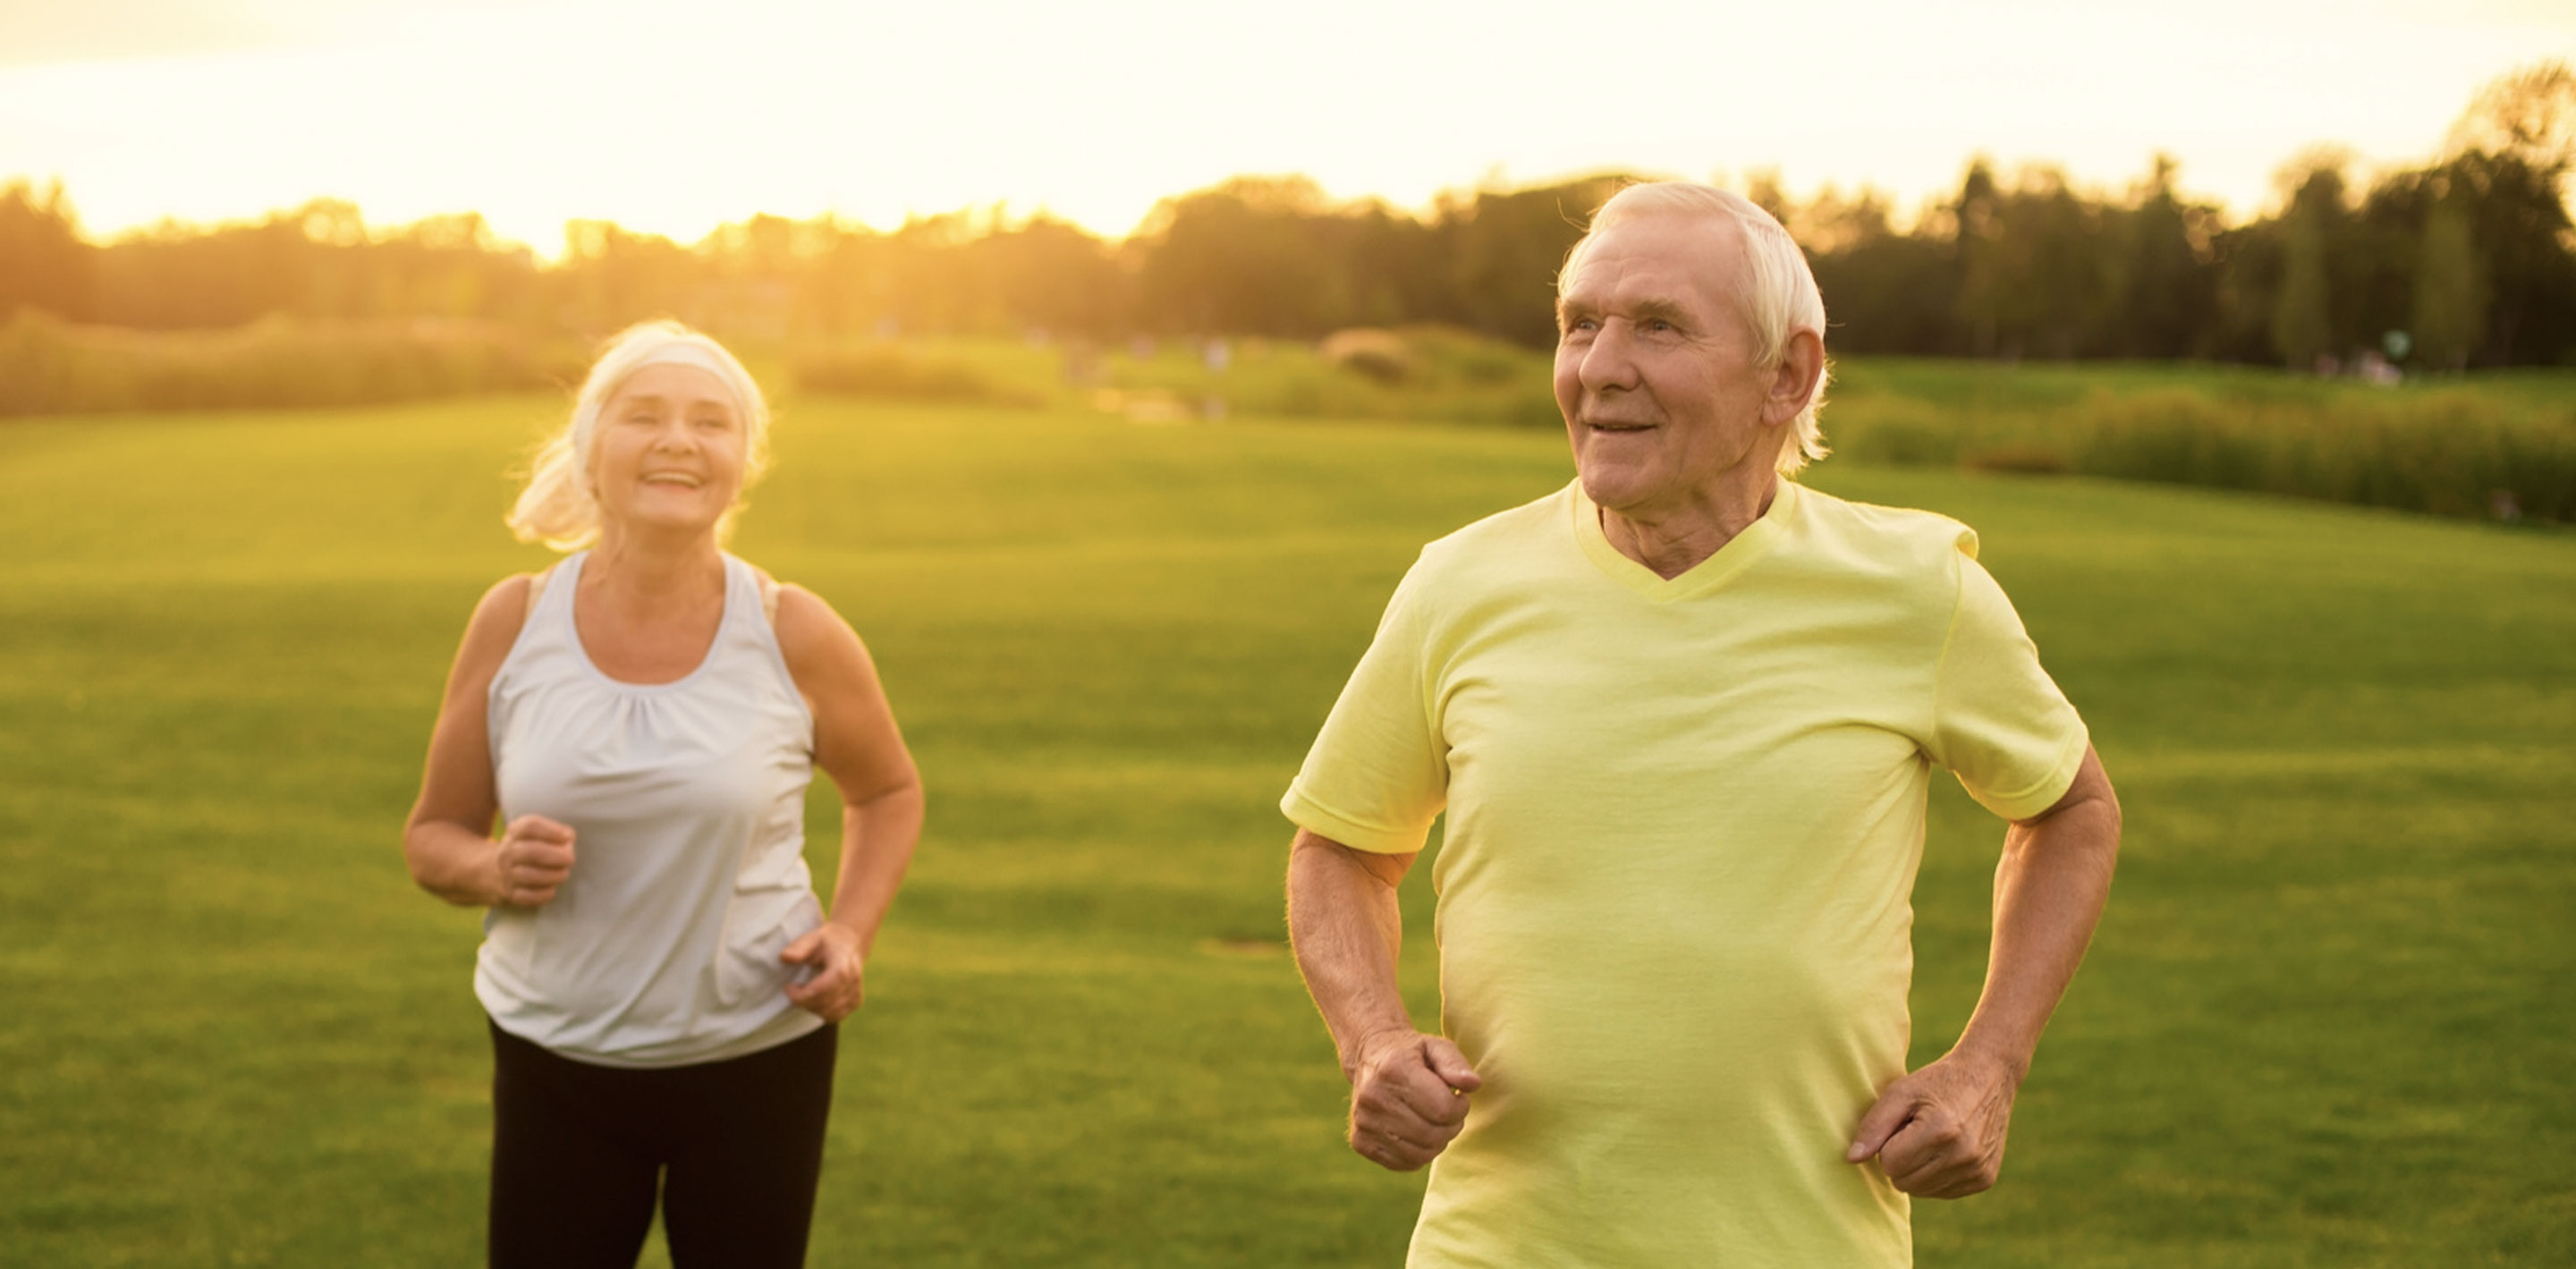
589, 362, 748, 540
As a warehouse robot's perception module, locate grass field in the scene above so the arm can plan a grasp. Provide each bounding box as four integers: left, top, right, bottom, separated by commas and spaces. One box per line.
1, 393, 2571, 1266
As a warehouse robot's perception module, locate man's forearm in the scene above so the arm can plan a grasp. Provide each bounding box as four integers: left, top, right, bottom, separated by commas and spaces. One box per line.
1285, 832, 1417, 1079
1954, 752, 2122, 1078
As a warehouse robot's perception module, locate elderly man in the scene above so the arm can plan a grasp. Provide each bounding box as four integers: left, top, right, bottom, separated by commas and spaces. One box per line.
1281, 181, 2121, 1265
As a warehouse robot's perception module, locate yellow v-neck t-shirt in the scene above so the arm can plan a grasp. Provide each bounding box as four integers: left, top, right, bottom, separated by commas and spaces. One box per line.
1283, 478, 2089, 1267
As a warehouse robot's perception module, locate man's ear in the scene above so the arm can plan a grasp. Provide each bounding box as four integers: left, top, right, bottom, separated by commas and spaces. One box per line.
1763, 328, 1826, 427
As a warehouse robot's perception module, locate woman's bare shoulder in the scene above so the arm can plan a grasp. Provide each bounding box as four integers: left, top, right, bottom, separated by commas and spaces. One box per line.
446, 571, 546, 684
769, 582, 874, 689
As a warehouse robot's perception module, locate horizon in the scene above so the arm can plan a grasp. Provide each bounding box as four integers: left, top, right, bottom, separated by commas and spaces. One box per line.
3, 0, 2572, 259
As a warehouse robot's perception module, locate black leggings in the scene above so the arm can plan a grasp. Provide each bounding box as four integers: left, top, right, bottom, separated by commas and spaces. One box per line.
487, 1019, 837, 1269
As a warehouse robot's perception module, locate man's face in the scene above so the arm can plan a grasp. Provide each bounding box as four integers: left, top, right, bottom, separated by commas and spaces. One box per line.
1553, 212, 1784, 518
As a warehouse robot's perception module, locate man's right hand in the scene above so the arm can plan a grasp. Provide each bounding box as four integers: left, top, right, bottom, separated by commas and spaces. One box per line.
1346, 1029, 1481, 1172
492, 815, 575, 908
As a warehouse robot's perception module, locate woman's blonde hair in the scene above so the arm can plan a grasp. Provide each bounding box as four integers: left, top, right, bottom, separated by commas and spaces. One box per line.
1560, 181, 1832, 476
506, 320, 773, 550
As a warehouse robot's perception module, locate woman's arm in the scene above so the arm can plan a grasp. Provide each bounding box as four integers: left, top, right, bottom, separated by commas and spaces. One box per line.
402, 576, 575, 909
772, 584, 925, 1021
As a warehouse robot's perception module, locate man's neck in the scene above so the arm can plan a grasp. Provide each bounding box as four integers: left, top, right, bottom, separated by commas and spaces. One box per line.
1598, 472, 1780, 580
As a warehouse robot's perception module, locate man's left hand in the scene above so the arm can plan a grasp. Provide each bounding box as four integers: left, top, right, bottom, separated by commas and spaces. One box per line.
1845, 1049, 2021, 1198
782, 923, 866, 1022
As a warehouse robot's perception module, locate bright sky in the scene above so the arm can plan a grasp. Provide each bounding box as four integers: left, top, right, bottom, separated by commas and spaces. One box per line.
2, 0, 2569, 257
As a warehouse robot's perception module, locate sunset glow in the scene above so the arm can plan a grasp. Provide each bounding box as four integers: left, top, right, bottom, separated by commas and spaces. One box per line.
3, 0, 2572, 253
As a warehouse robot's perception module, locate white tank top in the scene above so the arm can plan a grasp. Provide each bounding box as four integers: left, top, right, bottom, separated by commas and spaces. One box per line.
475, 550, 826, 1068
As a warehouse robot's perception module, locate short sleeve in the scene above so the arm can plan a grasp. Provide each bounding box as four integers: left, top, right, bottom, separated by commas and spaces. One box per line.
1279, 557, 1449, 854
1928, 553, 2090, 821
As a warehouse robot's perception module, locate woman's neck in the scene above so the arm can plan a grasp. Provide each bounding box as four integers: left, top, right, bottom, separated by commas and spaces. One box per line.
584, 526, 725, 606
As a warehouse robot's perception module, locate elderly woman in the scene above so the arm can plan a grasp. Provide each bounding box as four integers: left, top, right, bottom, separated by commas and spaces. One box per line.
402, 320, 921, 1267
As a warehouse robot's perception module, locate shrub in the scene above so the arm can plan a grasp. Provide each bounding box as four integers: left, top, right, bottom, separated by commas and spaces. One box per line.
1096, 325, 1555, 428
1964, 445, 2071, 475
1318, 328, 1416, 385
2075, 390, 2271, 491
2060, 385, 2576, 521
787, 344, 1042, 407
1815, 363, 2576, 523
0, 312, 581, 416
1833, 399, 1964, 468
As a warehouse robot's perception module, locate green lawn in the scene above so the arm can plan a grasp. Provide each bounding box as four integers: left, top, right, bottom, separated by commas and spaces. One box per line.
1, 396, 2570, 1265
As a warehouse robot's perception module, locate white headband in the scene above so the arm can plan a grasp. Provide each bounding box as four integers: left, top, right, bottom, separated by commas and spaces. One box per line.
625, 342, 750, 419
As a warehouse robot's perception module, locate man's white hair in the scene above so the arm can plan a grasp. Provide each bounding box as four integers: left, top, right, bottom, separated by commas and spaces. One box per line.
1559, 181, 1831, 476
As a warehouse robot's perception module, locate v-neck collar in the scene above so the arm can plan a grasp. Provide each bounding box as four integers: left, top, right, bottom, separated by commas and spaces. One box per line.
1571, 477, 1799, 604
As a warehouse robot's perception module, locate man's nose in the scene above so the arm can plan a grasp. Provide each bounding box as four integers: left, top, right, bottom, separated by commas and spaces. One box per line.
1579, 323, 1640, 393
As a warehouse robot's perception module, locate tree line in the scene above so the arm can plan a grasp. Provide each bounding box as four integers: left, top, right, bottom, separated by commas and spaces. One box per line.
3, 63, 2569, 370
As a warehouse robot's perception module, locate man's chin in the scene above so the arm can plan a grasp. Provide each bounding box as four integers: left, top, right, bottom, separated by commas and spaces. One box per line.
1574, 461, 1660, 514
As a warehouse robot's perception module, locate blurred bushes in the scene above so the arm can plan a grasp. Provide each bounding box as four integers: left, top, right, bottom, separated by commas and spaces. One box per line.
765, 331, 2576, 524
2072, 391, 2574, 520
783, 328, 2573, 526
1831, 370, 2576, 522
787, 343, 1043, 408
0, 313, 584, 416
1318, 328, 1417, 385
781, 325, 1562, 427
7, 302, 2564, 525
1096, 326, 1559, 427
